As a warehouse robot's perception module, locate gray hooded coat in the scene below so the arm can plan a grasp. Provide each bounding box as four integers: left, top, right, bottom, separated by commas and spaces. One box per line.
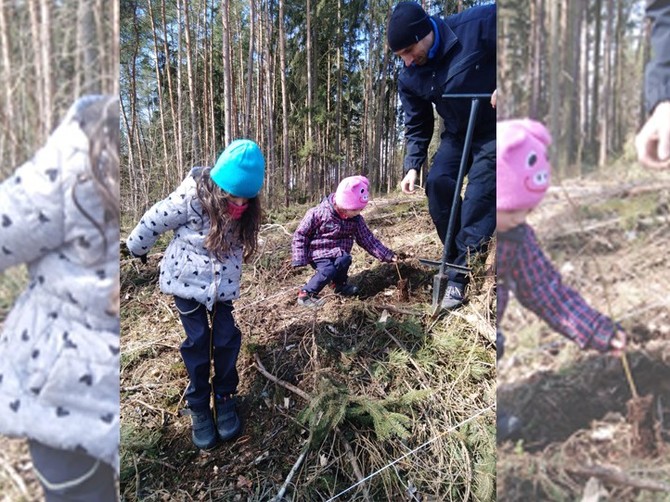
0, 96, 120, 470
126, 168, 244, 310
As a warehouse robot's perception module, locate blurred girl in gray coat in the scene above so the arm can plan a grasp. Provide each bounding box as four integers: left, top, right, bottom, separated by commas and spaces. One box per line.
127, 139, 264, 450
0, 95, 120, 501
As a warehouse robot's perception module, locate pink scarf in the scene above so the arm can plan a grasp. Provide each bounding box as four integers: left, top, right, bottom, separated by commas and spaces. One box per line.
227, 201, 249, 220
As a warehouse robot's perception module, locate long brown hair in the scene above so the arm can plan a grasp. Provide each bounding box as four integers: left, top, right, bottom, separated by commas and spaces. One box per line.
72, 96, 120, 318
196, 167, 261, 262
72, 96, 120, 259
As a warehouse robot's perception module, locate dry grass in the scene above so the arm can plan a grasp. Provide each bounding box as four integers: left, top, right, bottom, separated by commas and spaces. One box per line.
119, 194, 497, 501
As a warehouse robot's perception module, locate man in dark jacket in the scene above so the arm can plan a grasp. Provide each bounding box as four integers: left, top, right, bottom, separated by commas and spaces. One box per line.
636, 0, 670, 169
387, 2, 496, 310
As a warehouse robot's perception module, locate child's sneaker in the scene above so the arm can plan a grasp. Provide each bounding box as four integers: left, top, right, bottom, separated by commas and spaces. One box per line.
215, 396, 241, 441
185, 407, 217, 450
334, 283, 359, 296
297, 290, 326, 307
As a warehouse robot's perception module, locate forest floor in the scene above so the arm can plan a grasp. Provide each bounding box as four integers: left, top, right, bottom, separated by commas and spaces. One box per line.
497, 164, 670, 501
4, 163, 668, 502
118, 193, 497, 501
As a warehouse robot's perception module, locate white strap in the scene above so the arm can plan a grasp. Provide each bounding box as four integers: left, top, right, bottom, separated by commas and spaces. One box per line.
33, 459, 101, 492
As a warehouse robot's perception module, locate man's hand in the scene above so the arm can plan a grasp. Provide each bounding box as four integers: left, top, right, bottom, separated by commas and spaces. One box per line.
490, 89, 497, 108
635, 101, 670, 169
401, 169, 418, 194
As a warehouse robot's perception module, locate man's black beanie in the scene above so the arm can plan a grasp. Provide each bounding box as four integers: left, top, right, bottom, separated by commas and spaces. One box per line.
387, 2, 433, 52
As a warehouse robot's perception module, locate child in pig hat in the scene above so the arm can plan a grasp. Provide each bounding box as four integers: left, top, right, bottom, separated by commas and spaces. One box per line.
292, 175, 396, 307
496, 118, 627, 440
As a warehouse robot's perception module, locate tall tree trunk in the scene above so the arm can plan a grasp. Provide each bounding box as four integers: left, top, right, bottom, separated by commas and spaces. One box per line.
222, 0, 232, 146
335, 0, 343, 185
530, 0, 544, 119
278, 0, 290, 207
590, 0, 602, 160
549, 0, 560, 173
0, 2, 15, 166
565, 0, 581, 170
78, 0, 98, 94
578, 6, 590, 168
262, 1, 274, 206
599, 0, 613, 167
306, 0, 315, 197
244, 0, 256, 137
161, 0, 183, 178
147, 0, 170, 182
112, 0, 120, 94
177, 0, 185, 169
28, 0, 43, 143
183, 0, 199, 159
39, 0, 54, 134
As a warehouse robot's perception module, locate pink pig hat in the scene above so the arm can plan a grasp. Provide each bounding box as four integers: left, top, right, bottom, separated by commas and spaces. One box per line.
497, 119, 552, 211
335, 175, 369, 211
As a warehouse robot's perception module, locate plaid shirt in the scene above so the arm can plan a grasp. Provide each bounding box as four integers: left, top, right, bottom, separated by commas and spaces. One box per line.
497, 223, 616, 353
292, 195, 394, 266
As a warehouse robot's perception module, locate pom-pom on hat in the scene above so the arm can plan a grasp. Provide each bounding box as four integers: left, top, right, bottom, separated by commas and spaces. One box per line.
387, 2, 433, 52
211, 139, 265, 198
497, 119, 552, 211
335, 175, 370, 211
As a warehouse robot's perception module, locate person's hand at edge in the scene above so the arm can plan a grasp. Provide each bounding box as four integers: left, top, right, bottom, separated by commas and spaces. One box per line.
635, 101, 670, 169
401, 169, 418, 194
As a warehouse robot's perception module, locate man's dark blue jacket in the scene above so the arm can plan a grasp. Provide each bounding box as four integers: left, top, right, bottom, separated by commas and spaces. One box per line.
645, 0, 670, 113
398, 4, 496, 174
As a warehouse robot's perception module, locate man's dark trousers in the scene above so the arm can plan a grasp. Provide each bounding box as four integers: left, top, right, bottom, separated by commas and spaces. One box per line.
425, 132, 496, 285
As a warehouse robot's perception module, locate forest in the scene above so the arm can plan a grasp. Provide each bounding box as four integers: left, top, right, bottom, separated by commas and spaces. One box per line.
499, 0, 649, 174
119, 0, 489, 217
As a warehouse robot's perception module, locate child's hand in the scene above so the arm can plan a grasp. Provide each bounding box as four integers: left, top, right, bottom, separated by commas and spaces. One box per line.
389, 254, 398, 263
131, 250, 148, 264
609, 330, 627, 357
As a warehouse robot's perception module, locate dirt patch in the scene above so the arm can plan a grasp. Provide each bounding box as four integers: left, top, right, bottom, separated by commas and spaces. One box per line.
497, 176, 670, 501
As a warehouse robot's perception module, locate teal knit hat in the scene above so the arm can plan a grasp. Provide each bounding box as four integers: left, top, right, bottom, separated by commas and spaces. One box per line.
210, 139, 265, 198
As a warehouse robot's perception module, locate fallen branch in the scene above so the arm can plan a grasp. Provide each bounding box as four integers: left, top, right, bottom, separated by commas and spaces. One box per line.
269, 445, 309, 502
566, 464, 670, 492
254, 353, 371, 501
254, 353, 309, 400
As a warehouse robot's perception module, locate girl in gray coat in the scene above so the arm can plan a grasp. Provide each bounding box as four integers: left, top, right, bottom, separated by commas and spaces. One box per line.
0, 96, 119, 501
127, 139, 265, 450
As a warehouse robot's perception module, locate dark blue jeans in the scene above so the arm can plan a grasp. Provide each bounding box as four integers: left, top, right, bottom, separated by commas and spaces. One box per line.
302, 254, 352, 294
497, 330, 505, 360
29, 440, 117, 502
174, 296, 241, 411
425, 132, 496, 284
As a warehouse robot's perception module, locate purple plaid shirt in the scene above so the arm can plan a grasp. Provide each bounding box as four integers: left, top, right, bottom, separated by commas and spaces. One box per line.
292, 195, 394, 266
497, 223, 616, 353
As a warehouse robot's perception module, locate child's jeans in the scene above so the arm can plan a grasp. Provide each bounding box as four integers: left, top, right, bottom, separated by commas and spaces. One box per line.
174, 296, 242, 411
302, 253, 352, 294
28, 440, 117, 501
